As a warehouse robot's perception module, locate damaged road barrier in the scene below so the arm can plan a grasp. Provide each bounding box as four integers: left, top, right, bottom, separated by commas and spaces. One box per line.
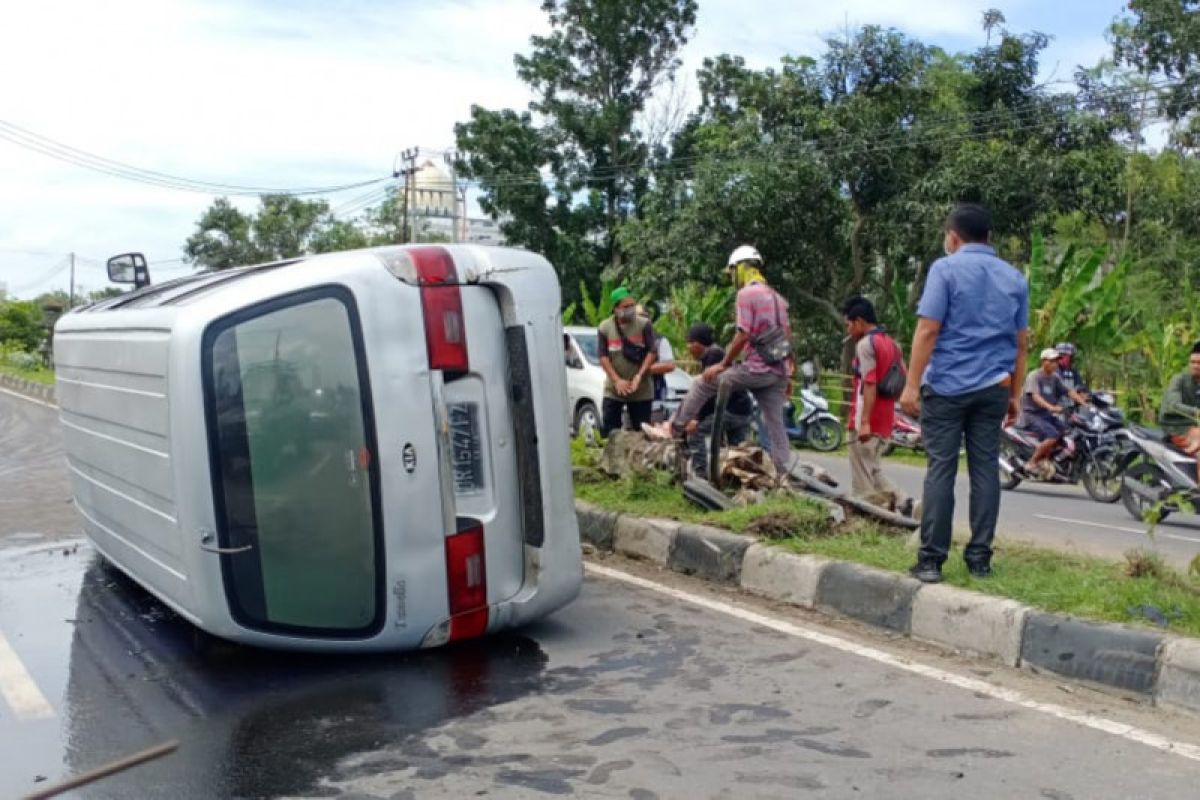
785, 458, 919, 530
683, 477, 736, 511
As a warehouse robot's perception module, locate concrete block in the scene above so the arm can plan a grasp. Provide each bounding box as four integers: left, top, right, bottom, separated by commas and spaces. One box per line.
911, 584, 1029, 667
668, 524, 752, 585
739, 546, 829, 609
574, 501, 619, 551
815, 562, 920, 633
1020, 613, 1163, 696
1156, 637, 1200, 715
613, 516, 678, 565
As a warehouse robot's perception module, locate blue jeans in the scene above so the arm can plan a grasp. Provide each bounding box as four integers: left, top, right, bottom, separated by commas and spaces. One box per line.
918, 383, 1010, 567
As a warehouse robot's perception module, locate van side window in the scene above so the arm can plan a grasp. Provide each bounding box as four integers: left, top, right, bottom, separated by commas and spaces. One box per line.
204, 290, 383, 636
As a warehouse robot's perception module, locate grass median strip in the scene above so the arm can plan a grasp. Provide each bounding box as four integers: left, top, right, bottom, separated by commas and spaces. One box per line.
0, 364, 55, 386
574, 443, 1200, 638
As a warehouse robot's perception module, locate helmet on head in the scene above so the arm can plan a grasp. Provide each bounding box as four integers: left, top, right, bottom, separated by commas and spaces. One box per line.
727, 245, 763, 267
1055, 342, 1076, 357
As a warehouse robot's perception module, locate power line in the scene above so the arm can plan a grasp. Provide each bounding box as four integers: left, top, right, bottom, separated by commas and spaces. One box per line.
0, 119, 392, 197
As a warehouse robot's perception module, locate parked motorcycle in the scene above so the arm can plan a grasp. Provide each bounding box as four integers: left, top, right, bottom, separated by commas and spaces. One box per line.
1117, 426, 1198, 523
781, 361, 843, 451
998, 403, 1124, 502
881, 409, 923, 456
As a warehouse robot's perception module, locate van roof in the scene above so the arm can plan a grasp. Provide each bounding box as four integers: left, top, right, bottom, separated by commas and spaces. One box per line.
78, 258, 303, 313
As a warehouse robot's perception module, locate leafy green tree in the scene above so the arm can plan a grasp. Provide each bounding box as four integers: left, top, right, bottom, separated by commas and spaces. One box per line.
252, 194, 331, 260
1112, 0, 1200, 147
454, 0, 698, 302
183, 198, 258, 270
0, 300, 43, 352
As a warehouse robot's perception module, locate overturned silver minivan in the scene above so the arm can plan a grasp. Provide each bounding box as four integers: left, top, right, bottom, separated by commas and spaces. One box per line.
54, 245, 582, 651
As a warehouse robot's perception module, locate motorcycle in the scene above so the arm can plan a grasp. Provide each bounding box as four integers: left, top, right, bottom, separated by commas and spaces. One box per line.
782, 362, 843, 452
1117, 426, 1198, 523
998, 403, 1124, 502
881, 409, 923, 456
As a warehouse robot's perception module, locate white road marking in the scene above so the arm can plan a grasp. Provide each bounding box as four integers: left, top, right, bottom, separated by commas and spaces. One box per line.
585, 562, 1200, 764
0, 629, 54, 721
1034, 513, 1200, 545
0, 386, 57, 410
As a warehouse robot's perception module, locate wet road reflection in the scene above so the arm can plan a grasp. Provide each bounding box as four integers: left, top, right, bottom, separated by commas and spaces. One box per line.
1, 543, 547, 799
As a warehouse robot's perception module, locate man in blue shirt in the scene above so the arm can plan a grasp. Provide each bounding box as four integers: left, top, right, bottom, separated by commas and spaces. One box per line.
900, 203, 1029, 583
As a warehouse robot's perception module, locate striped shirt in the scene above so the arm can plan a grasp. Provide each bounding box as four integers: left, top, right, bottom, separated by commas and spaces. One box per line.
736, 282, 791, 376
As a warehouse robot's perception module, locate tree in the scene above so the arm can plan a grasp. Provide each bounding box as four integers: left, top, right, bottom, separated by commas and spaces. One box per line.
0, 300, 43, 352
454, 0, 698, 301
184, 195, 370, 269
1112, 0, 1200, 147
183, 198, 257, 270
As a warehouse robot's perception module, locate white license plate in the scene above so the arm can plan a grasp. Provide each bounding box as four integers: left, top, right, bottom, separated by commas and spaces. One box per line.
448, 402, 484, 495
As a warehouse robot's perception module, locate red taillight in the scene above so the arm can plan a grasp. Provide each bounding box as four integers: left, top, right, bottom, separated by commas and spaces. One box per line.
445, 525, 488, 641
410, 247, 469, 372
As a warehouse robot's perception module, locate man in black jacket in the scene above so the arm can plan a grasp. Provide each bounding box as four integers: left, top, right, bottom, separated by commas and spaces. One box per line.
680, 323, 754, 476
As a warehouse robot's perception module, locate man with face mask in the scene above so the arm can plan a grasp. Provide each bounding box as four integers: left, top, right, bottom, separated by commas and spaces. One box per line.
671, 246, 794, 475
900, 203, 1029, 584
597, 287, 658, 436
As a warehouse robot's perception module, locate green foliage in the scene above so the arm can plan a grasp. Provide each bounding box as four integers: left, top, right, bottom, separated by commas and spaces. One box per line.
0, 300, 44, 352
648, 283, 736, 355
564, 278, 617, 326
455, 0, 698, 304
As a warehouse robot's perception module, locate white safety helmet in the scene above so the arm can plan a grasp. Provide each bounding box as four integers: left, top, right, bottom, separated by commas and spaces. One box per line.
727, 245, 763, 267
1039, 348, 1060, 362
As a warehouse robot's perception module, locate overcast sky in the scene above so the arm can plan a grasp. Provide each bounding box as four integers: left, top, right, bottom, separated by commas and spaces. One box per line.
0, 0, 1123, 299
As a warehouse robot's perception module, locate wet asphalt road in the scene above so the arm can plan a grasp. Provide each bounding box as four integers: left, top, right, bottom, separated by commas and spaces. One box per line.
4, 391, 1200, 798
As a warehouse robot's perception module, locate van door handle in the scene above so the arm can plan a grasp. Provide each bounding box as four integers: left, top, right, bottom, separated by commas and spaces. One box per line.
199, 528, 254, 555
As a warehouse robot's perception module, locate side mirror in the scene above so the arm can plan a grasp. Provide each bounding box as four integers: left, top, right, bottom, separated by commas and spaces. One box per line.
107, 253, 151, 289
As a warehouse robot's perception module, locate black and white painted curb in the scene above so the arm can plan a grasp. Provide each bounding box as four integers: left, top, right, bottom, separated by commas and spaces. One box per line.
0, 372, 56, 404
577, 499, 1200, 717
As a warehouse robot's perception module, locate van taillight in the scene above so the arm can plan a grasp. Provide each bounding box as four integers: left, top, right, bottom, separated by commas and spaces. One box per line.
445, 525, 488, 641
409, 247, 469, 372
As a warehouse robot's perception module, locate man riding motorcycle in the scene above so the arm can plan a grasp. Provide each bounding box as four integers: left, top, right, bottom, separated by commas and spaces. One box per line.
1022, 348, 1089, 478
1160, 341, 1200, 484
1055, 342, 1088, 396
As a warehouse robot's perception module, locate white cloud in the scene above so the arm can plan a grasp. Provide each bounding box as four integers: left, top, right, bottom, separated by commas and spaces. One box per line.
0, 0, 1110, 299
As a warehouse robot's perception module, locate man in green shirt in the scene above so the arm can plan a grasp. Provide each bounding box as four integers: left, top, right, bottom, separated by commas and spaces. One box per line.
1160, 342, 1200, 482
597, 287, 658, 436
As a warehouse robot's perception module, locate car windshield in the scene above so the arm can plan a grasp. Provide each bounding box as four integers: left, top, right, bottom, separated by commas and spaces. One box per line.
573, 332, 600, 365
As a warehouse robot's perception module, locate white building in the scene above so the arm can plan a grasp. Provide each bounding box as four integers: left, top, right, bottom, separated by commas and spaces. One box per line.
407, 160, 507, 247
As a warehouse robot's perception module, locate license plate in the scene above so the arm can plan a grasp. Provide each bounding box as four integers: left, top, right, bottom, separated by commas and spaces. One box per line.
448, 402, 485, 495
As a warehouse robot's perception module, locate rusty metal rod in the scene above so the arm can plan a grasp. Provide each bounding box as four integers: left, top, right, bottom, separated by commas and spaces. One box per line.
22, 740, 179, 800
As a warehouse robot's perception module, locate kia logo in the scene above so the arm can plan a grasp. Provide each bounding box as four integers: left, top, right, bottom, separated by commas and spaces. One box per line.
402, 443, 417, 474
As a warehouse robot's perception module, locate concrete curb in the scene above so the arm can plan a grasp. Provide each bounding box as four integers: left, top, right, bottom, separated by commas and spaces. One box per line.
815, 562, 920, 633
1020, 613, 1164, 696
0, 372, 56, 404
574, 500, 1200, 714
1157, 637, 1200, 716
739, 546, 829, 609
911, 584, 1028, 667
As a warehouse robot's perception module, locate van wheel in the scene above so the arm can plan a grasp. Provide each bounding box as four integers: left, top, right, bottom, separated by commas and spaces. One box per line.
574, 402, 599, 444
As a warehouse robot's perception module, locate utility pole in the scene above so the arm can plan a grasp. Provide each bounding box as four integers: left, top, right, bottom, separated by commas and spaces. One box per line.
443, 151, 466, 243
393, 148, 420, 244
69, 252, 75, 308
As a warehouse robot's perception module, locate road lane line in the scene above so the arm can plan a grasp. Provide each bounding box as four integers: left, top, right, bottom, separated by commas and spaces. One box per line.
585, 562, 1200, 764
0, 629, 54, 721
0, 386, 57, 410
1034, 513, 1200, 544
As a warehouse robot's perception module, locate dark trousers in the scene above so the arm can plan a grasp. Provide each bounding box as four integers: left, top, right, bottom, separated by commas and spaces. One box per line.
601, 398, 652, 437
918, 383, 1010, 567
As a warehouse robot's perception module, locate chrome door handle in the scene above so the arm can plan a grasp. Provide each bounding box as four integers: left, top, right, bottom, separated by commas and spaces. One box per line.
199, 528, 253, 555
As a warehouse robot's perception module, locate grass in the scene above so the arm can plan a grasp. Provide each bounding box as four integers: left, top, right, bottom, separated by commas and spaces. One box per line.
0, 363, 55, 385
574, 439, 1200, 637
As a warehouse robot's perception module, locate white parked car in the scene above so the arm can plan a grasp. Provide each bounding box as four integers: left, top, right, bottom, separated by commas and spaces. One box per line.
563, 325, 692, 438
54, 245, 582, 652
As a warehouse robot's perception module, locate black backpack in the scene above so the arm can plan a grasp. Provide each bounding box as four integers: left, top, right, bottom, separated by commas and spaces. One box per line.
870, 332, 907, 399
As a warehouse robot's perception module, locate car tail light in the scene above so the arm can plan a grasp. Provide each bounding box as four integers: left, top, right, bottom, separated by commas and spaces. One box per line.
445, 524, 488, 641
379, 246, 469, 372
